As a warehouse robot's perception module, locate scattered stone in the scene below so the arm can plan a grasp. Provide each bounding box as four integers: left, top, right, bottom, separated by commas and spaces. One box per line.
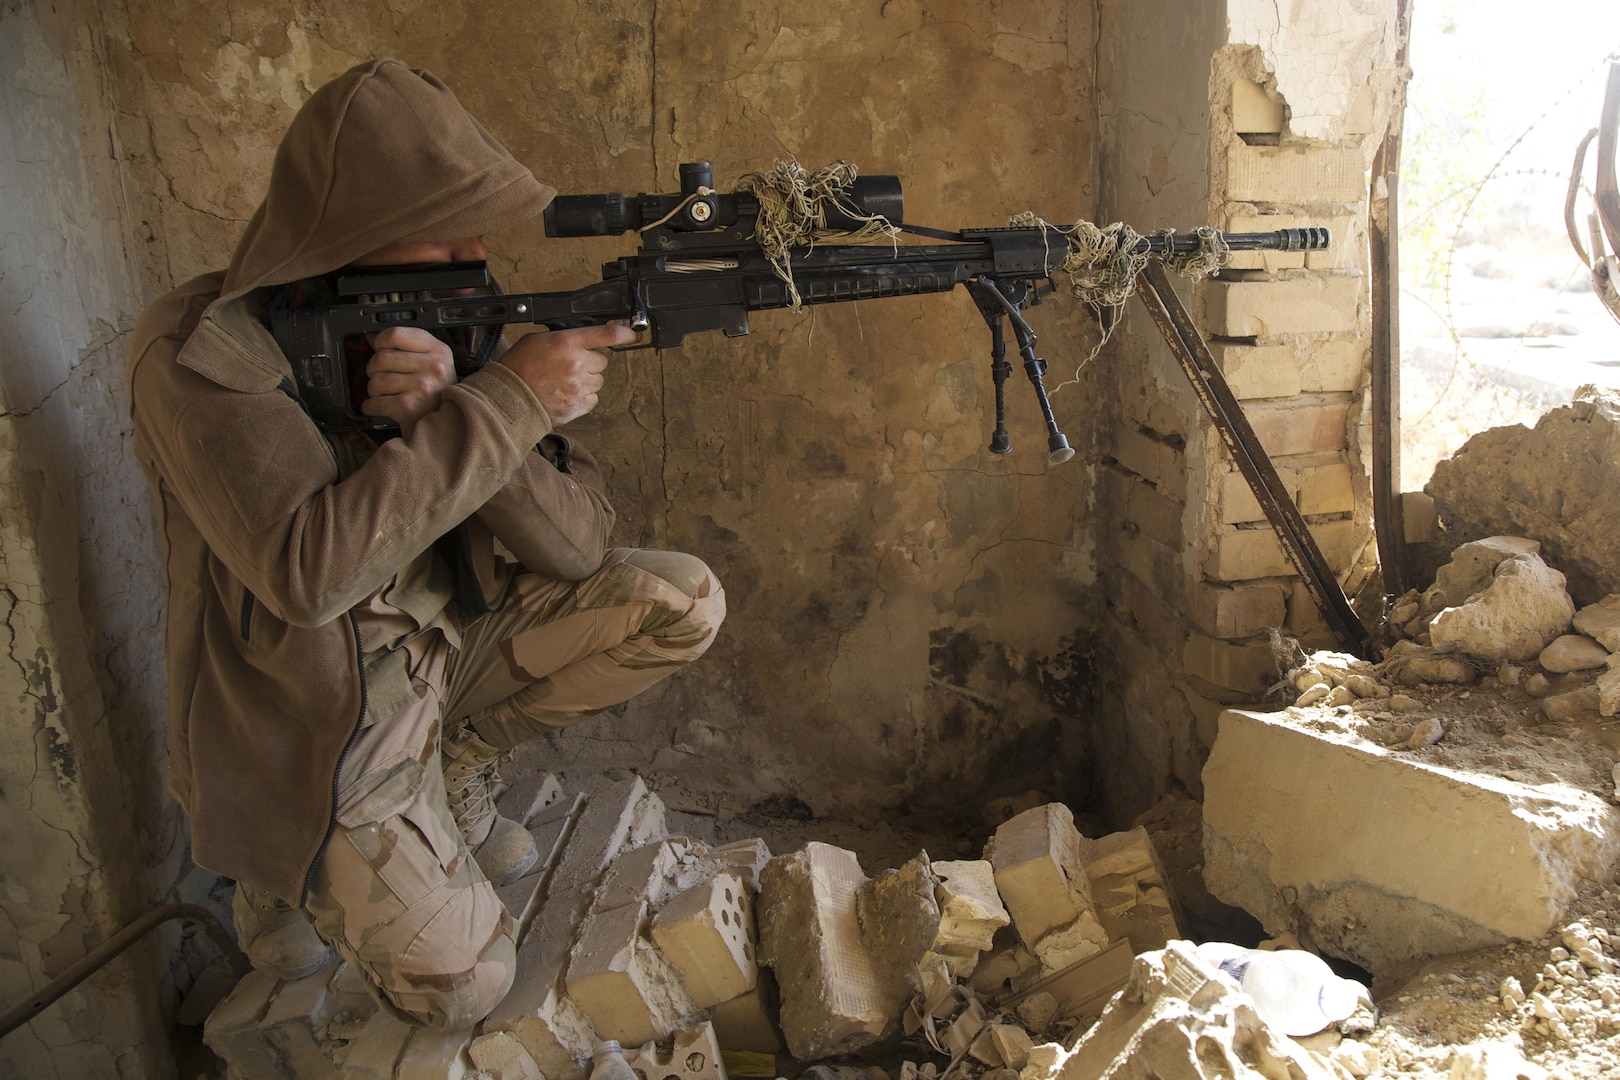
1296, 682, 1333, 707
1500, 977, 1526, 1006
1447, 1040, 1549, 1080
1430, 551, 1575, 662
1388, 650, 1478, 686
1324, 684, 1357, 707
1057, 943, 1342, 1079
757, 842, 893, 1060
1332, 1039, 1380, 1078
1388, 694, 1423, 712
1540, 633, 1610, 672
1525, 672, 1552, 696
1343, 674, 1389, 699
1407, 716, 1445, 749
1434, 536, 1544, 606
1574, 594, 1620, 651
1015, 991, 1059, 1033
1498, 663, 1523, 687
1541, 685, 1601, 722
1599, 666, 1620, 717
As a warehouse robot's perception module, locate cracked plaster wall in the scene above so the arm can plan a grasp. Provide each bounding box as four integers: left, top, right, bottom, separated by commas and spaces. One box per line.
1, 0, 175, 1074
98, 0, 1112, 831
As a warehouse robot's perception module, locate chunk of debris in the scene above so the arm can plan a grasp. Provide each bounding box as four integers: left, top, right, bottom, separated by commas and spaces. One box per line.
624, 1021, 728, 1080
1574, 594, 1620, 651
1203, 708, 1620, 971
757, 842, 893, 1060
1539, 633, 1610, 672
1056, 942, 1345, 1080
983, 804, 1109, 973
931, 859, 1011, 976
854, 852, 942, 1010
1081, 827, 1182, 953
651, 868, 759, 1008
1429, 550, 1575, 662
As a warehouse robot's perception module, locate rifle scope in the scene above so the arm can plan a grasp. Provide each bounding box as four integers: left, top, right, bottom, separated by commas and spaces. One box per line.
545, 161, 905, 238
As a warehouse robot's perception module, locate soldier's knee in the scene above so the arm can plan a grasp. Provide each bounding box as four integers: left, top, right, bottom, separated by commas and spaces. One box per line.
405, 918, 518, 1031
620, 548, 718, 601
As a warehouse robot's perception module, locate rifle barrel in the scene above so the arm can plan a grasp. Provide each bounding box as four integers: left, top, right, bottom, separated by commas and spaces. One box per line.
1138, 227, 1332, 255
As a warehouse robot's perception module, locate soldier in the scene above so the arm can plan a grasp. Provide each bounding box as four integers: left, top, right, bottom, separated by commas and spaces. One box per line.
127, 59, 725, 1029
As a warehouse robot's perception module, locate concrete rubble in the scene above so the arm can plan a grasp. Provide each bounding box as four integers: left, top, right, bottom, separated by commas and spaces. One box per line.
202, 771, 1188, 1078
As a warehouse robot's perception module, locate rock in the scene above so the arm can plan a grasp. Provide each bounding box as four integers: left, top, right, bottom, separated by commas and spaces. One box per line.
1539, 634, 1610, 672
1430, 552, 1575, 662
1296, 683, 1332, 707
1498, 663, 1523, 686
1407, 717, 1444, 749
1434, 536, 1544, 606
1389, 651, 1477, 685
1343, 674, 1389, 699
1542, 686, 1601, 722
1324, 685, 1357, 707
1015, 992, 1059, 1034
1428, 389, 1620, 606
1448, 1040, 1549, 1080
1574, 594, 1620, 651
1333, 1040, 1380, 1078
1525, 672, 1552, 696
1599, 667, 1620, 717
1388, 694, 1423, 712
854, 854, 940, 1010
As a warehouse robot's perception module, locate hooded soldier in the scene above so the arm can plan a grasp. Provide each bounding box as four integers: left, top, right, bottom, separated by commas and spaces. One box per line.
127, 59, 725, 1029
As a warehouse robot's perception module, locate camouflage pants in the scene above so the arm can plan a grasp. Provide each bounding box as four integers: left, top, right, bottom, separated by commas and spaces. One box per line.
301, 548, 724, 1029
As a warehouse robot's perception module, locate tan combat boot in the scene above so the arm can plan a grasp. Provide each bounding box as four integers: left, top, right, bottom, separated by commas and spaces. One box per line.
441, 725, 539, 886
232, 883, 334, 980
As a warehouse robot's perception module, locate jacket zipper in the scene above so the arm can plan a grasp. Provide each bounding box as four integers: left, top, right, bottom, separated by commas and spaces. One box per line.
239, 589, 256, 641
299, 609, 369, 907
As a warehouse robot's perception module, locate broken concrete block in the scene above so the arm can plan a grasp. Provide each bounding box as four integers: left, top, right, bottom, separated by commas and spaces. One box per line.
495, 793, 586, 934
567, 899, 699, 1047
932, 859, 1010, 965
1539, 634, 1610, 672
651, 868, 759, 1007
483, 887, 599, 1079
669, 838, 774, 894
1575, 595, 1620, 651
339, 1008, 418, 1079
1430, 551, 1575, 662
757, 842, 892, 1060
551, 776, 668, 897
855, 852, 941, 1008
1203, 708, 1620, 971
709, 968, 783, 1053
202, 969, 282, 1079
1017, 938, 1134, 1021
598, 840, 688, 913
1434, 536, 1543, 606
984, 804, 1110, 972
498, 771, 565, 827
1082, 828, 1182, 952
468, 1031, 545, 1080
1057, 943, 1343, 1080
625, 1021, 726, 1080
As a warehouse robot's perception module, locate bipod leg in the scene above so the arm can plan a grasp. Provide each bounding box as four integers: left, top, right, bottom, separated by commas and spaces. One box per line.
1134, 259, 1373, 658
969, 277, 1074, 465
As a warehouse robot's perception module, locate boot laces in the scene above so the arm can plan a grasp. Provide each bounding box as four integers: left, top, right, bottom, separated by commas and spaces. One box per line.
442, 735, 506, 842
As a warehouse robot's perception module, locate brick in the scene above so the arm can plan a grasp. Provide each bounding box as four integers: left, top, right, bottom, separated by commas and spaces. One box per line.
202, 969, 282, 1079
1297, 340, 1366, 392
597, 839, 688, 913
495, 793, 586, 935
468, 1032, 544, 1080
1185, 580, 1287, 639
1203, 708, 1620, 971
1230, 78, 1283, 135
1109, 424, 1186, 498
1242, 400, 1351, 457
497, 771, 564, 827
1207, 276, 1363, 338
551, 776, 667, 897
339, 1009, 416, 1079
259, 960, 345, 1078
1226, 144, 1367, 204
1224, 212, 1359, 273
625, 1021, 725, 1080
757, 843, 892, 1060
669, 837, 774, 893
931, 859, 1010, 959
1403, 490, 1438, 544
1286, 579, 1331, 641
1206, 519, 1361, 581
1082, 828, 1183, 952
982, 804, 1109, 973
483, 887, 598, 1079
1209, 342, 1302, 400
396, 1026, 475, 1079
651, 868, 759, 1007
567, 899, 698, 1047
1182, 631, 1276, 695
1296, 461, 1356, 516
710, 969, 783, 1053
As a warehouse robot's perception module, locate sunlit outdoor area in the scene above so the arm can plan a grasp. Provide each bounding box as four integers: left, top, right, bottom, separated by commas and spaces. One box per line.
1400, 1, 1620, 490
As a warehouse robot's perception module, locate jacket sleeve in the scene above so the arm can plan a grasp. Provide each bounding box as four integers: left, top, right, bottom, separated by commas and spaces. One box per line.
132, 337, 553, 628
474, 435, 615, 582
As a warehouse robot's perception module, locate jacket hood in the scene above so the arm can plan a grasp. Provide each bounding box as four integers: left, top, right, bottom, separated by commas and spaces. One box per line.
221, 59, 555, 301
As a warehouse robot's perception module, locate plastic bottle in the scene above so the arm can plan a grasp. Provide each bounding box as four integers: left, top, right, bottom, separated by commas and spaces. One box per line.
1194, 942, 1367, 1037
589, 1040, 638, 1080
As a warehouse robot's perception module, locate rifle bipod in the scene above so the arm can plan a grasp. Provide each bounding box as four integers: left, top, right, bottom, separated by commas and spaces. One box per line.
967, 276, 1075, 466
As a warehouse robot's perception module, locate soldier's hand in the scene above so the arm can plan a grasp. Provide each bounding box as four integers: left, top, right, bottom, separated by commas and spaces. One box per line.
498, 325, 635, 426
363, 326, 457, 436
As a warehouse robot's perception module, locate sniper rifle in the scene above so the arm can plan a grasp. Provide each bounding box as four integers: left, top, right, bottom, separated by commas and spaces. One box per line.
270, 161, 1330, 463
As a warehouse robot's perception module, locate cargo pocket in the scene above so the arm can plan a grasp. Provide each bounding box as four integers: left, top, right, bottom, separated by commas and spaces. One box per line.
337, 762, 471, 912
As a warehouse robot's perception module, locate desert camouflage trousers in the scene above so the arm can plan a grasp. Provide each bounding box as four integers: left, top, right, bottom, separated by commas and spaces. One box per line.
300, 548, 724, 1030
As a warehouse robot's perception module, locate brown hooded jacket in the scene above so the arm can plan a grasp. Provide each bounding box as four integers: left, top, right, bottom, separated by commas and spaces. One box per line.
128, 60, 614, 902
